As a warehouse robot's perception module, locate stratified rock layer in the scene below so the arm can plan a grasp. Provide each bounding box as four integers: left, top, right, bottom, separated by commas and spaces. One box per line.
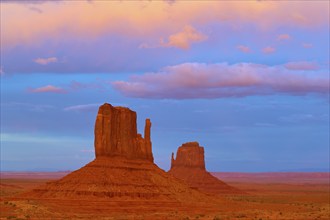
95, 103, 153, 162
171, 142, 205, 170
169, 142, 243, 195
28, 157, 213, 202
25, 103, 216, 209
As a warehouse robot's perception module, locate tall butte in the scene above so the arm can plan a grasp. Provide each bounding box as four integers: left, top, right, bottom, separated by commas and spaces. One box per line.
169, 142, 243, 195
94, 103, 153, 161
25, 103, 217, 211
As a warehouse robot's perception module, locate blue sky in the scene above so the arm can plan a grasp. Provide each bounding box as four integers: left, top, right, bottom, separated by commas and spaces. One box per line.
1, 1, 329, 172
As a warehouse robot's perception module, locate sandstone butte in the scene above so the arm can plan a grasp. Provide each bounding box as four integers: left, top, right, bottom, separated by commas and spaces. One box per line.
169, 142, 243, 195
23, 103, 221, 211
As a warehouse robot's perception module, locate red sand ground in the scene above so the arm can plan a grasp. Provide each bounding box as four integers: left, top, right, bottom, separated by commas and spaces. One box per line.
21, 157, 218, 207
1, 172, 329, 219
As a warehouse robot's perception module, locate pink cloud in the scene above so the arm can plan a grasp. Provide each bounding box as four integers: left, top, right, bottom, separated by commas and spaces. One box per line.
34, 57, 58, 65
112, 62, 329, 99
284, 61, 319, 70
2, 1, 328, 48
262, 46, 276, 54
141, 25, 207, 49
302, 43, 313, 48
28, 85, 67, 93
277, 34, 291, 40
27, 80, 106, 95
160, 25, 207, 49
236, 45, 252, 53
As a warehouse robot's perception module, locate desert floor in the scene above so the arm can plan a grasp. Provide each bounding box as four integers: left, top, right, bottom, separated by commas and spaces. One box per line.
0, 172, 329, 220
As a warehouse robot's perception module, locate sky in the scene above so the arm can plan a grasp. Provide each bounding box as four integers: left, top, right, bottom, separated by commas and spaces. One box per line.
0, 0, 329, 172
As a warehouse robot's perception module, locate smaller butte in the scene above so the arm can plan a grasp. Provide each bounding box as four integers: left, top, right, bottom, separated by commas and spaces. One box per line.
169, 141, 243, 195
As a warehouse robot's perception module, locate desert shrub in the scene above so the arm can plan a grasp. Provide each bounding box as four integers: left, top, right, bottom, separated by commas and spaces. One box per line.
195, 214, 206, 219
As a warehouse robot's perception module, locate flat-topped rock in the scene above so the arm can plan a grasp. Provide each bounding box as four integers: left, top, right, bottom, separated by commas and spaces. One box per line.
171, 141, 205, 170
169, 142, 244, 195
94, 103, 153, 162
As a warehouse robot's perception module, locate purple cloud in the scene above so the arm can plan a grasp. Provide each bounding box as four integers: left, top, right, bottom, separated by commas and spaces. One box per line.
112, 62, 329, 99
29, 6, 43, 13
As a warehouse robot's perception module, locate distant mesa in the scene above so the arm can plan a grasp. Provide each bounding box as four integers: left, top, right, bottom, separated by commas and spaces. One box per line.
171, 141, 205, 170
169, 141, 243, 195
24, 103, 215, 208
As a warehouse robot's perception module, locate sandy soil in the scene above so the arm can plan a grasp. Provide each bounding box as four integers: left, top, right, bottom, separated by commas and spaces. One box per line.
1, 172, 329, 220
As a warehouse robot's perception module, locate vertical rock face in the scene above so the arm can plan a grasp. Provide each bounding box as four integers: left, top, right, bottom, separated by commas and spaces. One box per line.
169, 141, 243, 195
171, 142, 205, 170
94, 103, 153, 162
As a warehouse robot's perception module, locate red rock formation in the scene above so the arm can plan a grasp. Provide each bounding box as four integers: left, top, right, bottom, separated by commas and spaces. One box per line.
169, 142, 243, 195
171, 142, 205, 170
94, 103, 153, 162
25, 103, 217, 209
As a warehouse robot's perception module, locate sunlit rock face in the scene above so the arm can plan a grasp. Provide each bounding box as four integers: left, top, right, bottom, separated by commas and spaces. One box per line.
94, 103, 153, 162
170, 142, 205, 170
169, 142, 243, 195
